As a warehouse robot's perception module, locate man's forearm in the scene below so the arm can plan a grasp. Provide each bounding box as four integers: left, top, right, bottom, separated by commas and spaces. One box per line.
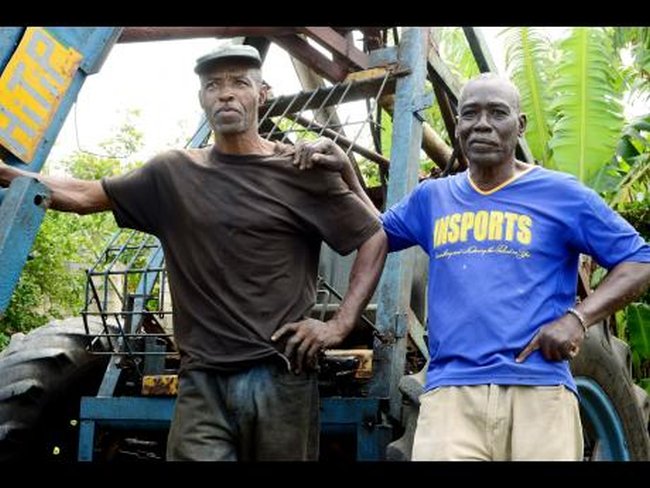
0, 160, 110, 214
330, 229, 388, 339
578, 261, 650, 329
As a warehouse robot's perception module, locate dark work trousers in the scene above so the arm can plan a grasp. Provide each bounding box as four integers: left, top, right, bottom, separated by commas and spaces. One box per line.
166, 360, 320, 461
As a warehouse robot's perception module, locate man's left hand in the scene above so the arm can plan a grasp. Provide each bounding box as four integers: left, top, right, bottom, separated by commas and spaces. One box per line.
516, 313, 587, 363
291, 137, 350, 172
271, 317, 347, 374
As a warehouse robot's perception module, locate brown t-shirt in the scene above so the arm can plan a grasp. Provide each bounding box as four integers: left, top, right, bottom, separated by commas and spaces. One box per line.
101, 143, 381, 372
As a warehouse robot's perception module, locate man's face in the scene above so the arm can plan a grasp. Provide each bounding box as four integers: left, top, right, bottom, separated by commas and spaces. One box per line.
198, 62, 266, 135
455, 78, 526, 168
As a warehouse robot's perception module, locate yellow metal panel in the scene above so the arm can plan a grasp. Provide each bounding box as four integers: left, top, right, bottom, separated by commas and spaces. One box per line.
142, 374, 179, 396
0, 27, 83, 163
344, 67, 391, 83
324, 349, 373, 379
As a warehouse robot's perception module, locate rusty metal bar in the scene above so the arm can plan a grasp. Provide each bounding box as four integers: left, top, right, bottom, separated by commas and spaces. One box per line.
427, 45, 462, 105
433, 83, 467, 172
118, 27, 295, 43
300, 27, 370, 70
272, 34, 350, 82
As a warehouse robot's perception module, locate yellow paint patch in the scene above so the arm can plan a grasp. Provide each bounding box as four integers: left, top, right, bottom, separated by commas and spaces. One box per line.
0, 27, 82, 162
142, 374, 179, 396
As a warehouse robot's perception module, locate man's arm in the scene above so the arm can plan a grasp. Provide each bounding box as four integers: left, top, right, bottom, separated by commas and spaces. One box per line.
0, 159, 111, 214
293, 138, 380, 217
272, 228, 388, 373
517, 261, 650, 363
579, 261, 650, 328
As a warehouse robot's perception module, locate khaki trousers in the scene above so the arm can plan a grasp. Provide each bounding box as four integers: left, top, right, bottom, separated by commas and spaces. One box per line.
411, 384, 583, 461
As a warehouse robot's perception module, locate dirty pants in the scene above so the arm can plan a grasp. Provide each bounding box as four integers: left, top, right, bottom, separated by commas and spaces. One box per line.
166, 361, 319, 461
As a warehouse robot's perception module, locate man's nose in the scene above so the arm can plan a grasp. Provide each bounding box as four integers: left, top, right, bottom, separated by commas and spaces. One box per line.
218, 89, 234, 101
474, 112, 491, 130
218, 84, 236, 100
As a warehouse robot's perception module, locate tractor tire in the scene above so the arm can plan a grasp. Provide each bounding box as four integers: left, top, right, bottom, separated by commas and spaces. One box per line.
570, 322, 650, 461
0, 317, 113, 461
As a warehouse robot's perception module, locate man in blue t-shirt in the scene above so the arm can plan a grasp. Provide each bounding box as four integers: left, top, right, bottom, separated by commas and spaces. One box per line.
295, 73, 650, 460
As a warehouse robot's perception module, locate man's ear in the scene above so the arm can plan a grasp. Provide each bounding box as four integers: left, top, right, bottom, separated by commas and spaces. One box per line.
518, 113, 527, 136
258, 82, 268, 105
198, 89, 205, 111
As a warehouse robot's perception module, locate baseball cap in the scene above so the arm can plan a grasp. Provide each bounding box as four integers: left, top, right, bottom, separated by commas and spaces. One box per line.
194, 44, 262, 74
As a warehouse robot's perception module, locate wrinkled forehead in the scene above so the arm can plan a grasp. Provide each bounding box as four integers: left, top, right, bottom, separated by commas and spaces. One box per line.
459, 78, 520, 109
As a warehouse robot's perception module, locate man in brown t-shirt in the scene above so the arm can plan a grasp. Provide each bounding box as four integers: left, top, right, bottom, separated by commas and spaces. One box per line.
0, 44, 387, 461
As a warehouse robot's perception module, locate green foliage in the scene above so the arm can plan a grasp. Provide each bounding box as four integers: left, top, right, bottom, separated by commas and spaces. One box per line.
432, 27, 480, 85
627, 304, 650, 381
359, 158, 381, 188
612, 27, 649, 96
0, 212, 95, 348
501, 28, 554, 167
602, 115, 650, 209
0, 119, 145, 350
271, 116, 319, 144
548, 28, 624, 184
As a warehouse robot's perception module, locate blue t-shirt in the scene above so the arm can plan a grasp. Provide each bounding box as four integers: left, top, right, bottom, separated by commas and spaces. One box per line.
381, 166, 650, 394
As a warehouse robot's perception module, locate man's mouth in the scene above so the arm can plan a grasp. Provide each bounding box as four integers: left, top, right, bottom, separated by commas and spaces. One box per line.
469, 139, 498, 147
216, 107, 240, 116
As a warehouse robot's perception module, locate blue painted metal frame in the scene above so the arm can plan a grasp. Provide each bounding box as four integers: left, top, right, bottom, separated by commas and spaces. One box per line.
0, 177, 50, 313
0, 28, 24, 70
576, 377, 630, 460
78, 396, 389, 461
0, 27, 122, 315
369, 28, 429, 423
